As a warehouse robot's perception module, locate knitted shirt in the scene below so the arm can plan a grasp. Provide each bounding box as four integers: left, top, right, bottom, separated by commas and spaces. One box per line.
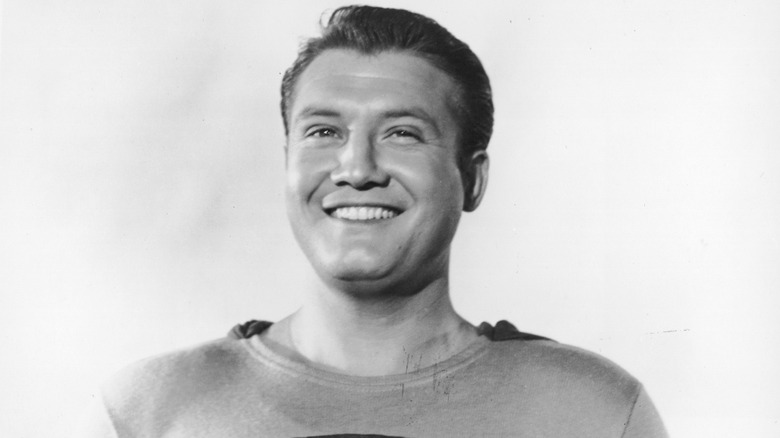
82, 320, 667, 437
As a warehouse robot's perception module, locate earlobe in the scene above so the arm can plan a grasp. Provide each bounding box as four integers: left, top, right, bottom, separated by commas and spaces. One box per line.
463, 150, 489, 212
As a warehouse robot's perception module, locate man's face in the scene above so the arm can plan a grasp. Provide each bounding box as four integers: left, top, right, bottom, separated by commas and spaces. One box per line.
285, 49, 474, 294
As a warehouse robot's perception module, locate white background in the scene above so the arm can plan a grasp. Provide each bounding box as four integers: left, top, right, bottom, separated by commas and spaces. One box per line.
1, 0, 779, 436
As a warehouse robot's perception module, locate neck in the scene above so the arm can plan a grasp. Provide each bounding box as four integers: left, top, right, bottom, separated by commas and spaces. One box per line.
267, 276, 478, 376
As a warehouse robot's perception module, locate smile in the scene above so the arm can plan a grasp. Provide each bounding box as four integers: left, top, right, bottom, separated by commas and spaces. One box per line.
329, 206, 401, 221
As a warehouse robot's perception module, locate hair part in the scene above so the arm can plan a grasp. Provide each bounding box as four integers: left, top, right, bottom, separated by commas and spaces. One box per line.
280, 5, 494, 168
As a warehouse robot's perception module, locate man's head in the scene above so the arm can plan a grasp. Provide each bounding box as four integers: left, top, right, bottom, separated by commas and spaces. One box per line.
281, 6, 493, 295
280, 5, 494, 171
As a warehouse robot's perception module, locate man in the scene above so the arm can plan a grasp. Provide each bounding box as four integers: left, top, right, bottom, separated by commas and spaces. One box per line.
85, 6, 667, 437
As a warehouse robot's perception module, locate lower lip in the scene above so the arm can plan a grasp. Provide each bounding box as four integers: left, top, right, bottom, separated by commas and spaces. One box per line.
326, 208, 402, 221
326, 211, 402, 223
329, 215, 398, 223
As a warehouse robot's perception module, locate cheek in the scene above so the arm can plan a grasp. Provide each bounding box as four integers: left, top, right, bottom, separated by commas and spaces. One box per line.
417, 160, 464, 209
285, 150, 334, 201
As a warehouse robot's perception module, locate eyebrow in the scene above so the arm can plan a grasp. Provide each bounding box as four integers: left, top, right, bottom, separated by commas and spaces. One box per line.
380, 108, 436, 124
293, 107, 341, 122
293, 106, 441, 135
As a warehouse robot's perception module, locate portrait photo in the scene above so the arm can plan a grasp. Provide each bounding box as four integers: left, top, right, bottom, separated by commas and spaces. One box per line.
1, 0, 778, 436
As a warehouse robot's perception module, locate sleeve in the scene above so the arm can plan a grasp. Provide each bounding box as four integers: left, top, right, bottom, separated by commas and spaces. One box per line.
621, 386, 669, 438
73, 391, 120, 438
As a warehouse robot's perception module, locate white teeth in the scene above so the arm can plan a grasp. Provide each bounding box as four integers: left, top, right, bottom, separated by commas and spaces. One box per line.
332, 206, 398, 221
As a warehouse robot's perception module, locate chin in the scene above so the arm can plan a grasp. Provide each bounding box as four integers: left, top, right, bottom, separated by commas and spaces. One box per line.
317, 261, 441, 299
310, 258, 402, 295
323, 261, 394, 284
313, 246, 397, 279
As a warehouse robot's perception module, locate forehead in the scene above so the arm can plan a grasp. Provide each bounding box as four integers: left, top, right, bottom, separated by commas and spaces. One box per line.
289, 49, 459, 120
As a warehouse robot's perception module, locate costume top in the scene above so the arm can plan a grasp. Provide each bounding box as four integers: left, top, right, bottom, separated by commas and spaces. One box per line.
82, 320, 667, 437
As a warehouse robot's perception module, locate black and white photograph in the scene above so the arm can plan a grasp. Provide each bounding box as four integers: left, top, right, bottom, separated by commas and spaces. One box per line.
1, 1, 778, 436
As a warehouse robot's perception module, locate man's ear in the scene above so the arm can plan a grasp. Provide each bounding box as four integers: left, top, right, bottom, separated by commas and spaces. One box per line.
462, 150, 489, 212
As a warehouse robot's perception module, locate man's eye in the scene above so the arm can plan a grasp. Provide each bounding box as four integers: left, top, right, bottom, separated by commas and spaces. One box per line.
307, 127, 338, 138
389, 129, 422, 142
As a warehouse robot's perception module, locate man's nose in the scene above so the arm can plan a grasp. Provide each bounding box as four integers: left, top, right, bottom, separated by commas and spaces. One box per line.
330, 133, 390, 189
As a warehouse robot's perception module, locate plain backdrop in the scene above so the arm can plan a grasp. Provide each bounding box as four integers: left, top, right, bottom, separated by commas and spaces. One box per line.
1, 0, 779, 436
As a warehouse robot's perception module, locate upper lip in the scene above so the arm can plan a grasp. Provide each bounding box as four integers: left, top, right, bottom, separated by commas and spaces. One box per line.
322, 202, 404, 215
321, 194, 406, 215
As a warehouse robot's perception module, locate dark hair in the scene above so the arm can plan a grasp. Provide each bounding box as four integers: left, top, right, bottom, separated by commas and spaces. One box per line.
280, 5, 494, 167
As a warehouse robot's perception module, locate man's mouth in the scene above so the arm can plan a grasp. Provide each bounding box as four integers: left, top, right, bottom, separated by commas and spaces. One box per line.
327, 206, 401, 221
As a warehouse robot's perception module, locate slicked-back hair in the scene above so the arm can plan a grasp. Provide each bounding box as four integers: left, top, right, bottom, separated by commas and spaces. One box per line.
280, 5, 494, 169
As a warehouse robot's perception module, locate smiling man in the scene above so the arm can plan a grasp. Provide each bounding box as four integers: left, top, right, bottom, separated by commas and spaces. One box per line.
85, 6, 667, 438
273, 47, 485, 378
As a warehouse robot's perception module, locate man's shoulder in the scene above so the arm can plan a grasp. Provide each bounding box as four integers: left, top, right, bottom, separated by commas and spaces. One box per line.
480, 322, 641, 404
470, 323, 659, 436
101, 336, 248, 410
